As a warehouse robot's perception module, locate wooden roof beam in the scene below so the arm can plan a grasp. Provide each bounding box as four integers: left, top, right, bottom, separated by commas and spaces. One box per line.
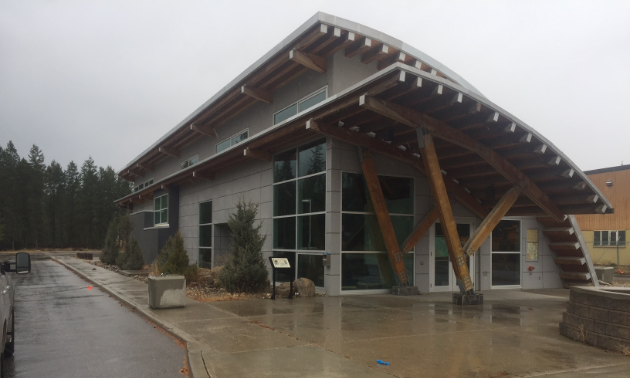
193, 171, 214, 181
401, 207, 440, 254
159, 146, 180, 158
289, 49, 326, 73
126, 169, 142, 177
358, 94, 565, 222
345, 37, 372, 58
136, 163, 154, 171
463, 186, 522, 256
361, 44, 389, 64
307, 26, 340, 55
243, 147, 271, 162
190, 123, 217, 137
319, 29, 355, 56
241, 85, 273, 104
306, 119, 489, 219
378, 51, 407, 70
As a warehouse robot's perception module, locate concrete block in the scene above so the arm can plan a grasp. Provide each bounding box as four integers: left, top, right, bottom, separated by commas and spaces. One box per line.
452, 292, 483, 305
148, 275, 186, 309
325, 212, 340, 234
589, 306, 609, 322
609, 310, 630, 327
606, 297, 630, 313
596, 333, 630, 351
392, 286, 419, 296
595, 266, 614, 284
606, 323, 630, 340
327, 191, 340, 212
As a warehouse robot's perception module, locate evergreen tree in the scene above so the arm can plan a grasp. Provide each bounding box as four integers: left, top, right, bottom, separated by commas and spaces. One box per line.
78, 157, 99, 248
157, 232, 190, 275
64, 161, 80, 248
0, 143, 23, 249
44, 161, 65, 248
27, 145, 46, 248
218, 200, 268, 293
101, 216, 120, 265
123, 237, 144, 270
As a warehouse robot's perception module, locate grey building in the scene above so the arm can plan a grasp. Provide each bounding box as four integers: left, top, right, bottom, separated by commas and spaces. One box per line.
117, 12, 611, 296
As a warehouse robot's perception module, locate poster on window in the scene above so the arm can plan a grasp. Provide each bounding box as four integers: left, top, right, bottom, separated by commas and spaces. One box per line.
526, 229, 539, 261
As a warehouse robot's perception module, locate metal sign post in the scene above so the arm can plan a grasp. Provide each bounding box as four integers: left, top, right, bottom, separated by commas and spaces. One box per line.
269, 257, 293, 300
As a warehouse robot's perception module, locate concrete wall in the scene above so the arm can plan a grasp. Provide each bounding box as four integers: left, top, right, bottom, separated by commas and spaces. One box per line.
177, 157, 274, 271
130, 186, 179, 264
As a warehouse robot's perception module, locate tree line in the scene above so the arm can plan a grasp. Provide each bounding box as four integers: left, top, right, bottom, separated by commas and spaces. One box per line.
0, 141, 131, 250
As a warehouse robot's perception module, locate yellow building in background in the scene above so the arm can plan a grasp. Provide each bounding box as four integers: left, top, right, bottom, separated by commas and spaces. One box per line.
575, 165, 630, 266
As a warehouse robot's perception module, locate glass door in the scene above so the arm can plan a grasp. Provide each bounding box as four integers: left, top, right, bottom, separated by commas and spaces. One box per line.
431, 222, 474, 292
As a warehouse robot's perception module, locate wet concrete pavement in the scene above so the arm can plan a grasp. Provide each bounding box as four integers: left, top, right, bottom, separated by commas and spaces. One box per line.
7, 260, 185, 378
57, 257, 630, 378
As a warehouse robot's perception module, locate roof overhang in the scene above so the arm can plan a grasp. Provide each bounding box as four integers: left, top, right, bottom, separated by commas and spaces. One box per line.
117, 12, 486, 180
117, 64, 613, 218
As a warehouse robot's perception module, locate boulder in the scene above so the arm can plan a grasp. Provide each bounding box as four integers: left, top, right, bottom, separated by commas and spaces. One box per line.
294, 278, 316, 298
276, 282, 292, 298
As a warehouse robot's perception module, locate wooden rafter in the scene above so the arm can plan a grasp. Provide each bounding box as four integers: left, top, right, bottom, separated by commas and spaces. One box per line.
401, 207, 440, 254
462, 186, 521, 256
378, 51, 407, 70
345, 37, 372, 58
305, 119, 488, 219
289, 49, 326, 73
193, 170, 214, 180
190, 123, 217, 137
358, 94, 565, 222
359, 148, 409, 285
137, 163, 154, 171
243, 147, 271, 162
418, 131, 473, 292
241, 85, 273, 104
361, 44, 389, 64
158, 146, 180, 158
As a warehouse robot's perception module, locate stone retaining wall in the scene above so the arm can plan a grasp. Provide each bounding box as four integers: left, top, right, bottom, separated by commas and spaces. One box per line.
560, 286, 630, 352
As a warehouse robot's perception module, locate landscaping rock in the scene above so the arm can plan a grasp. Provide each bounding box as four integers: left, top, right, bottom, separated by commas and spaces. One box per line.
276, 282, 292, 298
294, 278, 316, 297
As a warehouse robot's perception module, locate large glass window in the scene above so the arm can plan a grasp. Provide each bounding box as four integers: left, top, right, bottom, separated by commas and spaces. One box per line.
199, 201, 212, 268
273, 88, 327, 125
341, 172, 414, 290
154, 194, 168, 225
491, 220, 521, 286
594, 230, 626, 246
272, 139, 326, 286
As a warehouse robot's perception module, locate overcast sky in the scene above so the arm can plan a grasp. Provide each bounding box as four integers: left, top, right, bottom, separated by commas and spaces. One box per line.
1, 0, 628, 173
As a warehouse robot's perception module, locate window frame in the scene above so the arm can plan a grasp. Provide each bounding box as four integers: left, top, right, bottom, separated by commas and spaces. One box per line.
594, 230, 627, 247
198, 200, 213, 268
490, 218, 522, 289
153, 194, 168, 226
273, 86, 327, 125
339, 170, 415, 293
272, 139, 327, 287
181, 155, 199, 169
216, 129, 249, 153
134, 178, 154, 192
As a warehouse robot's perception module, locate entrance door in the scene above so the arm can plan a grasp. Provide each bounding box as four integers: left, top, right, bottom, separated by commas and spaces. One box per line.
431, 222, 474, 292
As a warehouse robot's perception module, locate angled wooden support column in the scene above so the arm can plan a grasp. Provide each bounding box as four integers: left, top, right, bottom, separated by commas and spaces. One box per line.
358, 148, 409, 285
401, 206, 440, 254
241, 85, 273, 104
359, 94, 565, 222
244, 147, 271, 162
418, 130, 473, 292
462, 186, 522, 256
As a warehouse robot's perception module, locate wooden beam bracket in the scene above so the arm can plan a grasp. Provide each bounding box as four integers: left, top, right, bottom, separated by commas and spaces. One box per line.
241, 85, 273, 104
244, 147, 272, 162
159, 146, 180, 158
289, 49, 326, 73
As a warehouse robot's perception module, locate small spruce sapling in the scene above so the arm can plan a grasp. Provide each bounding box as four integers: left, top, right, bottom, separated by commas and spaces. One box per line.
219, 200, 268, 293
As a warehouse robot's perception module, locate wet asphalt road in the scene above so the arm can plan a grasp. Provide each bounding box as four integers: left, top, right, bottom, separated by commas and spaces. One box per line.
6, 260, 185, 378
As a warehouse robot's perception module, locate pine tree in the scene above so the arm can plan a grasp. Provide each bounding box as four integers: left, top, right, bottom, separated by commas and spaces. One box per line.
64, 161, 80, 248
123, 237, 144, 270
157, 232, 190, 275
27, 145, 46, 248
218, 200, 268, 293
101, 216, 120, 265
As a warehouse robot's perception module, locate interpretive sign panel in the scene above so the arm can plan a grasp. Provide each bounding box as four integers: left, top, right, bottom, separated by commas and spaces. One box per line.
271, 258, 290, 269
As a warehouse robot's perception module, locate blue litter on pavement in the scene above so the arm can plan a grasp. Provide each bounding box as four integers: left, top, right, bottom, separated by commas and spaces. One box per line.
377, 360, 389, 365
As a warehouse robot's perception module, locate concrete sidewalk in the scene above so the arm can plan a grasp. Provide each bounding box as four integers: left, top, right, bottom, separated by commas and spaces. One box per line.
55, 257, 630, 378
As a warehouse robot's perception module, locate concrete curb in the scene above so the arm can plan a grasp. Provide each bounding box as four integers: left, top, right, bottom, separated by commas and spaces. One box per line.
53, 258, 211, 378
